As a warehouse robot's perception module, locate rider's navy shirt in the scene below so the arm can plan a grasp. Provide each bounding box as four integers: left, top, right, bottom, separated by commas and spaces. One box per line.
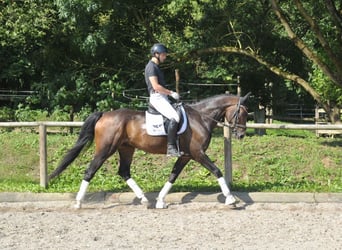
145, 60, 166, 95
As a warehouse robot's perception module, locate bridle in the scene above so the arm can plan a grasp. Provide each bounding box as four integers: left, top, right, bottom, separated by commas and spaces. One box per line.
218, 100, 248, 132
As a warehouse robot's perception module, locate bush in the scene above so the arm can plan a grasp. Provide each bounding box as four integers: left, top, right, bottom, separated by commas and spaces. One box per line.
0, 107, 14, 121
2, 104, 93, 123
15, 104, 48, 121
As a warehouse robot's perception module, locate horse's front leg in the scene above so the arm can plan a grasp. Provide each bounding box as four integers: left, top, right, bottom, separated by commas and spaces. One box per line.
197, 153, 236, 205
217, 176, 236, 205
156, 157, 190, 209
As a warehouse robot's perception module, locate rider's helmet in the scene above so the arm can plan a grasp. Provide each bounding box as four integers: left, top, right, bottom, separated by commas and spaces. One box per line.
150, 43, 168, 56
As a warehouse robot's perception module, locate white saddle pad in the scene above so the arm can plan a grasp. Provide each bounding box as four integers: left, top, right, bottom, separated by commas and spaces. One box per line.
145, 106, 187, 136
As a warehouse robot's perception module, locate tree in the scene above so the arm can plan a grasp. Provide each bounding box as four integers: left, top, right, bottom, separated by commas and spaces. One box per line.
269, 0, 342, 123
0, 0, 56, 90
162, 0, 342, 123
1, 0, 341, 124
36, 0, 166, 112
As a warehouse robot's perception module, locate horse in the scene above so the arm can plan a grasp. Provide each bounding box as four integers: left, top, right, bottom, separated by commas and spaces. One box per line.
49, 92, 250, 209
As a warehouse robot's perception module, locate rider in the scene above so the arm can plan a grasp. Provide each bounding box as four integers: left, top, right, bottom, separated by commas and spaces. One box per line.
145, 43, 181, 157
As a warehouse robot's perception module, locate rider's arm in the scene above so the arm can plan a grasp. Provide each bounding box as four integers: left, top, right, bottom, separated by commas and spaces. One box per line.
149, 76, 173, 95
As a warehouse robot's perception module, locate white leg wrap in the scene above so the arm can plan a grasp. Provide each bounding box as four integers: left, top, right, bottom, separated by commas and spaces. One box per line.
225, 194, 236, 205
218, 177, 230, 196
75, 180, 89, 209
76, 180, 89, 201
158, 181, 173, 200
156, 181, 173, 209
126, 178, 147, 202
217, 177, 236, 205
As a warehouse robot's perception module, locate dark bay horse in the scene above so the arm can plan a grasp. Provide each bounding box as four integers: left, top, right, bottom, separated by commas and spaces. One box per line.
49, 93, 250, 208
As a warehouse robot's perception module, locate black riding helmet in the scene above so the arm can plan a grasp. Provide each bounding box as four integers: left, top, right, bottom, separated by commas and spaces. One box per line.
150, 43, 168, 57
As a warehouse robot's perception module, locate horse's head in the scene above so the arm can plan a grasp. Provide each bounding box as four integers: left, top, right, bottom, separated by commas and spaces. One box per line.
225, 92, 250, 139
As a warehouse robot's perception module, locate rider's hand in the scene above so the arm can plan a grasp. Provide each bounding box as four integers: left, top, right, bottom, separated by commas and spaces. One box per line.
170, 91, 180, 100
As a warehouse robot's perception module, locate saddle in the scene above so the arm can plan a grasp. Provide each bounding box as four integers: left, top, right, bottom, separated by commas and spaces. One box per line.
145, 102, 188, 136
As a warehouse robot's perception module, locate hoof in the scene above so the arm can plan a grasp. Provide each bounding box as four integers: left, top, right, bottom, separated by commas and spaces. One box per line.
74, 201, 82, 209
155, 200, 168, 209
225, 195, 236, 205
141, 196, 149, 204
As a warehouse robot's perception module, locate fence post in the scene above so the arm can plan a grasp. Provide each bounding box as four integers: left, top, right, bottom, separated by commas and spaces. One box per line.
237, 76, 241, 96
223, 118, 233, 186
254, 105, 266, 136
175, 69, 180, 93
39, 124, 48, 188
315, 105, 319, 137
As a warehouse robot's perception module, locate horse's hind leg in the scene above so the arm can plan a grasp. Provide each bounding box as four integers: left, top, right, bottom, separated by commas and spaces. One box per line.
118, 146, 148, 204
75, 148, 113, 209
156, 157, 190, 209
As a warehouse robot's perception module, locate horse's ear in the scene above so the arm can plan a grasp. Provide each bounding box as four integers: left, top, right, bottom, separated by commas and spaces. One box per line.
240, 92, 251, 104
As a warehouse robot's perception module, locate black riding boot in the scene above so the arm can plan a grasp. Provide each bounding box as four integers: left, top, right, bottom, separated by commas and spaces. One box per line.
166, 119, 181, 157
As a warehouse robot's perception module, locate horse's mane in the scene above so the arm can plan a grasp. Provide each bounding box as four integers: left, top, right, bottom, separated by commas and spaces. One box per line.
188, 94, 235, 110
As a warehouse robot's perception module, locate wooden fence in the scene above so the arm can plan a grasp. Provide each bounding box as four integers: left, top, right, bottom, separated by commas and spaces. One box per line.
0, 121, 342, 188
0, 122, 82, 188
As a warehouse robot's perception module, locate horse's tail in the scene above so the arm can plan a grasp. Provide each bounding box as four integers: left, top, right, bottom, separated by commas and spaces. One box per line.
49, 111, 103, 180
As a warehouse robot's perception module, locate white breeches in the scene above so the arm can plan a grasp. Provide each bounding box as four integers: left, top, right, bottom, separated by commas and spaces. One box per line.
149, 93, 180, 123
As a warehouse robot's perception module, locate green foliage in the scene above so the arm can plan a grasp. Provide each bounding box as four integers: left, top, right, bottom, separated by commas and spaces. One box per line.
49, 108, 72, 121
310, 65, 342, 105
0, 0, 341, 120
0, 0, 57, 89
0, 107, 14, 121
15, 104, 48, 122
5, 105, 90, 123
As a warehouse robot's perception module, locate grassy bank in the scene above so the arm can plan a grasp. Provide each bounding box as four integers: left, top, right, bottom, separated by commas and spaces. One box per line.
0, 127, 341, 193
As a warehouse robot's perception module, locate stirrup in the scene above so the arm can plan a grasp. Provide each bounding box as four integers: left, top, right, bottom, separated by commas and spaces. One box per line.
166, 145, 181, 157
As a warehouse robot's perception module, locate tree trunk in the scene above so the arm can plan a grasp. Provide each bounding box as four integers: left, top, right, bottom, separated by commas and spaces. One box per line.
330, 105, 341, 124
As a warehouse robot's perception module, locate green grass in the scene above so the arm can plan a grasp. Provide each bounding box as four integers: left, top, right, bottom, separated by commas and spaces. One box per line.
0, 127, 341, 193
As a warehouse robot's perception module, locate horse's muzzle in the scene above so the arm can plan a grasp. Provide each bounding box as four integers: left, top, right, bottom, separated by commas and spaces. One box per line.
234, 132, 245, 140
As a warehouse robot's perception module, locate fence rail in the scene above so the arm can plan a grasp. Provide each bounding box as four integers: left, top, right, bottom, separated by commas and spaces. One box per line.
246, 123, 342, 130
0, 121, 84, 127
0, 90, 36, 101
1, 121, 342, 188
